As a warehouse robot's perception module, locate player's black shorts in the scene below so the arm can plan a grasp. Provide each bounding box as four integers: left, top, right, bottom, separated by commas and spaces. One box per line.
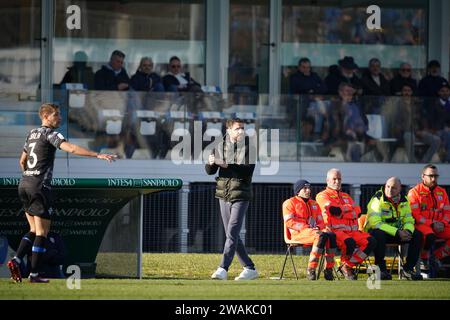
18, 180, 53, 220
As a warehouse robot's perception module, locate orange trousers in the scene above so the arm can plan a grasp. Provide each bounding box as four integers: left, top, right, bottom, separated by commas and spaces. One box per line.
293, 228, 336, 269
416, 224, 450, 260
334, 230, 372, 268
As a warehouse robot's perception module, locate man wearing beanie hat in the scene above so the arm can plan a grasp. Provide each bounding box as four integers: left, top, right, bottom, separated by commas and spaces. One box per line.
282, 179, 337, 280
316, 168, 377, 280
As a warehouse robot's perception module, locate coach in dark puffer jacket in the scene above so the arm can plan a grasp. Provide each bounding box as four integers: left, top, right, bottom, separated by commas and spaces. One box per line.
205, 118, 258, 281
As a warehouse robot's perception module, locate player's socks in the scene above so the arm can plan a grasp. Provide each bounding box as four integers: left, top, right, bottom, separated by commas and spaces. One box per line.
31, 236, 47, 274
14, 232, 36, 263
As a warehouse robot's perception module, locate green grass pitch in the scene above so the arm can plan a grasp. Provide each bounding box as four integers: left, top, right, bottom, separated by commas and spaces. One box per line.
1, 253, 449, 300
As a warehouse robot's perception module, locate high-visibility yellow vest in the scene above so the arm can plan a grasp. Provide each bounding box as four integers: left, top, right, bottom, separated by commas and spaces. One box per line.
366, 188, 415, 237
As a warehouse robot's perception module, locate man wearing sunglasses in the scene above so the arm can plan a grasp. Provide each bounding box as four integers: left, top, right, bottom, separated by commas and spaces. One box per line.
390, 62, 418, 96
408, 164, 450, 276
162, 56, 202, 93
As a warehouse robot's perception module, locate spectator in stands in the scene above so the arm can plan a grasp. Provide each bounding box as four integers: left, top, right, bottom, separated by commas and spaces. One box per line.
431, 82, 450, 162
60, 51, 95, 89
304, 98, 331, 144
300, 116, 316, 142
361, 58, 390, 115
130, 57, 164, 92
289, 57, 326, 95
361, 58, 390, 96
20, 231, 66, 279
324, 56, 363, 95
384, 84, 440, 163
326, 83, 370, 162
94, 50, 130, 91
390, 62, 418, 96
162, 56, 202, 93
418, 60, 449, 97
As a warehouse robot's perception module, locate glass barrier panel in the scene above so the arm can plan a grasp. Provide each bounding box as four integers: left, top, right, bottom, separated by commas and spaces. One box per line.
1, 90, 448, 165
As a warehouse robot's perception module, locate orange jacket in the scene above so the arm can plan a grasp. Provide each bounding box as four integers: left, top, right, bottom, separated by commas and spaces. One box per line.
282, 196, 325, 237
408, 183, 450, 226
316, 187, 361, 232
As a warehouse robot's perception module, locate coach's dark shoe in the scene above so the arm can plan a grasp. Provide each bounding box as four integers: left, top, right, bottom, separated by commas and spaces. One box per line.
306, 268, 316, 280
7, 259, 22, 283
323, 268, 334, 281
401, 269, 423, 281
341, 264, 356, 280
29, 275, 50, 283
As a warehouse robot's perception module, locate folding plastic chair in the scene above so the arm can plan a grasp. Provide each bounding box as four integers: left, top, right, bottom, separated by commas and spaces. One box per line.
279, 224, 325, 280
388, 243, 405, 279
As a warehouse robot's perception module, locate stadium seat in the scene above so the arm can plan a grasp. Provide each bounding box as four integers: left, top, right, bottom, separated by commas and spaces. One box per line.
101, 109, 123, 135
61, 83, 87, 109
328, 146, 345, 161
388, 243, 405, 279
136, 110, 159, 136
199, 111, 224, 137
366, 114, 385, 140
356, 215, 404, 279
131, 148, 152, 159
105, 120, 121, 135
201, 85, 221, 93
169, 110, 192, 134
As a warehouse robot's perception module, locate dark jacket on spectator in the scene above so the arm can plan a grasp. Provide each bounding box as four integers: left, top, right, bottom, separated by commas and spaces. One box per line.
130, 71, 164, 91
418, 75, 449, 97
324, 66, 363, 95
61, 63, 95, 89
390, 74, 418, 95
162, 73, 201, 92
426, 97, 450, 131
289, 70, 326, 95
94, 65, 130, 91
330, 99, 368, 141
361, 71, 390, 96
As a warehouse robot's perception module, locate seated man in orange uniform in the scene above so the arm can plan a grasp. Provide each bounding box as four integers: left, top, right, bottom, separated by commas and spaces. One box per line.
408, 164, 450, 276
316, 168, 377, 280
282, 179, 337, 280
